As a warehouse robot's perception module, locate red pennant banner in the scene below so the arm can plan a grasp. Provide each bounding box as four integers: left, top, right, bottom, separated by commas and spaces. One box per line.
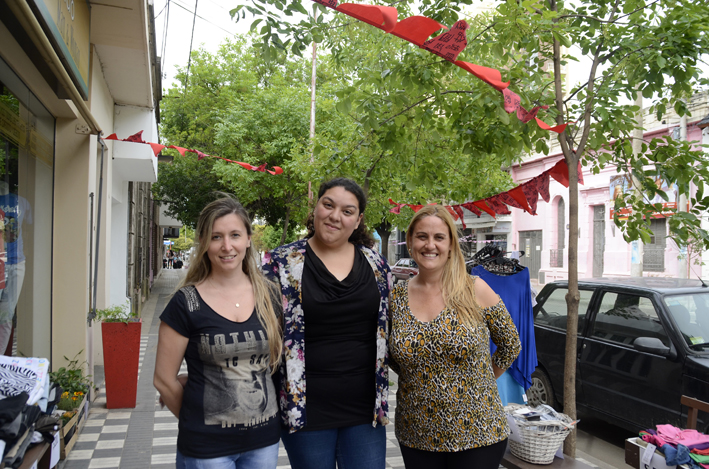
305, 0, 573, 134
473, 200, 496, 218
485, 196, 511, 215
452, 205, 466, 229
455, 61, 509, 91
107, 134, 282, 175
336, 4, 398, 33
520, 180, 539, 215
445, 205, 459, 220
422, 20, 469, 63
461, 202, 482, 216
388, 158, 583, 220
390, 16, 447, 47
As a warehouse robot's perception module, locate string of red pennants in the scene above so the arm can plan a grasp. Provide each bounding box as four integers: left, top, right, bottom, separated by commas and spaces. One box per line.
311, 0, 569, 133
389, 159, 584, 228
104, 131, 284, 175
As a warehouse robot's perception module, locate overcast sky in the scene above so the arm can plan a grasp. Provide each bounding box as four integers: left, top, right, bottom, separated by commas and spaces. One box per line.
154, 0, 252, 89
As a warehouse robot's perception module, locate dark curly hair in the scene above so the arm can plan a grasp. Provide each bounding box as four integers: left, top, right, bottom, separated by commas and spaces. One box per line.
306, 178, 375, 248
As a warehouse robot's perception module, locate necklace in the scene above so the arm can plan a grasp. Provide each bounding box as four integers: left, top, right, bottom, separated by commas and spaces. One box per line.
207, 277, 240, 308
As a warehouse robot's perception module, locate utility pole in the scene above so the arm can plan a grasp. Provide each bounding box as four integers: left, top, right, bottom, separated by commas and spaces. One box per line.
308, 10, 318, 204
630, 91, 644, 277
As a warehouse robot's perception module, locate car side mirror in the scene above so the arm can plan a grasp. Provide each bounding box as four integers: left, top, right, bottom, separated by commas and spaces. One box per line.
634, 337, 675, 358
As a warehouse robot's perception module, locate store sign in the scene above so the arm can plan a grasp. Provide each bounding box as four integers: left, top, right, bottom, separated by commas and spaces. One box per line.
30, 0, 91, 99
609, 173, 679, 220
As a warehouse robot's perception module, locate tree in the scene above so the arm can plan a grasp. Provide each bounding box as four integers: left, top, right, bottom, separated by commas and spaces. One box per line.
479, 0, 709, 456
168, 226, 195, 253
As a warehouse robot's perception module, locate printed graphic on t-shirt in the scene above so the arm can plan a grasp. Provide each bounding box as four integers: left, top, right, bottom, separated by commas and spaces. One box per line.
199, 329, 277, 428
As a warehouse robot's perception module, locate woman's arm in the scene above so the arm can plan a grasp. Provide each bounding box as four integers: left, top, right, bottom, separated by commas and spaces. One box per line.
474, 277, 521, 376
153, 321, 189, 418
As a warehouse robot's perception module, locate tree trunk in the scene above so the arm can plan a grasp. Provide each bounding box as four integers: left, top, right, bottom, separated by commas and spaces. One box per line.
376, 221, 392, 259
280, 208, 291, 245
562, 153, 580, 457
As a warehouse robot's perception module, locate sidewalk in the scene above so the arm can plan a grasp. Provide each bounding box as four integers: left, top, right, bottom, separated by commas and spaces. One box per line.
59, 269, 406, 468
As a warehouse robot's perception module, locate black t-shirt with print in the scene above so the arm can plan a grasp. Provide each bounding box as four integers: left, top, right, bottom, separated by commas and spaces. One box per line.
160, 286, 280, 458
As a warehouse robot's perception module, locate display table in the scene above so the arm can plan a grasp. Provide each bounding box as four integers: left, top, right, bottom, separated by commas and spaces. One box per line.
501, 447, 596, 469
0, 430, 59, 469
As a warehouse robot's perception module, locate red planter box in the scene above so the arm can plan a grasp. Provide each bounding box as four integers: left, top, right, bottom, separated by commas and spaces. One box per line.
101, 320, 142, 408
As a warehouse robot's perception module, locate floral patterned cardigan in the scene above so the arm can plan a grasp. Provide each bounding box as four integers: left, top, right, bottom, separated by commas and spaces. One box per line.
263, 238, 392, 433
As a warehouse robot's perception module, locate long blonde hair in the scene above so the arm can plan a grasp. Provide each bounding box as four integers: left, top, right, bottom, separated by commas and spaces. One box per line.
406, 205, 483, 327
178, 195, 282, 373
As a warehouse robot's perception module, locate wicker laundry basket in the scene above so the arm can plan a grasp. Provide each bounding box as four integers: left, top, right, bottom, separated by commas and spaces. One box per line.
505, 404, 576, 465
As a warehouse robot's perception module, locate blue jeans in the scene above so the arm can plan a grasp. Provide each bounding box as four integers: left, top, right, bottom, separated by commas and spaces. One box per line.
281, 423, 386, 469
176, 442, 279, 469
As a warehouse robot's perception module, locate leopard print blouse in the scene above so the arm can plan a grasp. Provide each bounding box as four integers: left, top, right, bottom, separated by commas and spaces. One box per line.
389, 279, 521, 452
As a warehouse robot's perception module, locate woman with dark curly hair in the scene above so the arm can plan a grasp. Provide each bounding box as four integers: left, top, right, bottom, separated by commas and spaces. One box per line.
263, 177, 392, 469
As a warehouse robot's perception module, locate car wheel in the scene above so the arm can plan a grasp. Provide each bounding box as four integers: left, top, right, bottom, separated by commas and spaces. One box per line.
528, 368, 555, 408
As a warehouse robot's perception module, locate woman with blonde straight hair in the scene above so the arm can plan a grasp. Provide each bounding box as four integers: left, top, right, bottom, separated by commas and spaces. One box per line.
389, 204, 521, 469
154, 194, 282, 469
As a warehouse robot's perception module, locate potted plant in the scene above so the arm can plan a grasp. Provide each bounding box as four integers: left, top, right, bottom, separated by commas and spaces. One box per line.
49, 352, 92, 458
95, 302, 141, 409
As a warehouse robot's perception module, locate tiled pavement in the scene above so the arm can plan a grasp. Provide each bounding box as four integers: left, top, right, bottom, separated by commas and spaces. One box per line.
59, 269, 406, 469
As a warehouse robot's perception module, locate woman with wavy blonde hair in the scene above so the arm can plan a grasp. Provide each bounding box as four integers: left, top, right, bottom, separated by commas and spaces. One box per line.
154, 195, 282, 469
389, 204, 521, 469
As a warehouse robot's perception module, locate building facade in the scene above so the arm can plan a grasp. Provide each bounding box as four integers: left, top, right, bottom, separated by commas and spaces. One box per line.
507, 94, 709, 284
0, 0, 163, 376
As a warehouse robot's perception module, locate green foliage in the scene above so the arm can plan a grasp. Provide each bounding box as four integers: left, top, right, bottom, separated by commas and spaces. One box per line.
94, 302, 136, 324
49, 351, 93, 396
168, 227, 195, 252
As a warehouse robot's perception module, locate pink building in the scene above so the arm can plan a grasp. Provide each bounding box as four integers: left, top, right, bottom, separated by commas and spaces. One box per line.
506, 113, 707, 285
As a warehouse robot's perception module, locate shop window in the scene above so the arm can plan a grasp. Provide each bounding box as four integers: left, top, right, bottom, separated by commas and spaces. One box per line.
0, 57, 54, 359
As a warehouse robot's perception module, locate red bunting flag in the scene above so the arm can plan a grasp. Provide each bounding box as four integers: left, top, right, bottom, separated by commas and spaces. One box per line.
535, 117, 568, 134
500, 188, 532, 214
485, 196, 511, 215
532, 173, 550, 202
461, 202, 482, 216
107, 135, 282, 174
452, 205, 466, 229
390, 16, 447, 47
336, 4, 398, 33
520, 180, 540, 215
445, 205, 459, 220
455, 61, 509, 91
149, 143, 166, 156
473, 200, 496, 218
422, 20, 469, 63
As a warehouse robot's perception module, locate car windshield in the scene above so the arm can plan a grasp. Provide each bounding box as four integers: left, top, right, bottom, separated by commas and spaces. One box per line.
664, 293, 709, 350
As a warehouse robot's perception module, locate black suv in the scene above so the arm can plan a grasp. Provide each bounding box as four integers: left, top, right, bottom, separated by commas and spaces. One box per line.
530, 277, 709, 433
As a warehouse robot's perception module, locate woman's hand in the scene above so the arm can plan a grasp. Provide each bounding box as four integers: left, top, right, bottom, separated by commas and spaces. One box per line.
153, 322, 189, 418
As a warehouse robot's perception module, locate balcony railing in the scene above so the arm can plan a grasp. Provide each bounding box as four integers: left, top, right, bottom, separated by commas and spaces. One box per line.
550, 249, 564, 268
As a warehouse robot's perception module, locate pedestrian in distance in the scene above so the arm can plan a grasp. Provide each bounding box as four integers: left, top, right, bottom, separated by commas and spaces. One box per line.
263, 177, 392, 469
389, 205, 521, 469
153, 194, 283, 469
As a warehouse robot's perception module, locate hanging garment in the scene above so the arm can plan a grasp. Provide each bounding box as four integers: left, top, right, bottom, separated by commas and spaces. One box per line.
496, 370, 526, 405
471, 266, 538, 390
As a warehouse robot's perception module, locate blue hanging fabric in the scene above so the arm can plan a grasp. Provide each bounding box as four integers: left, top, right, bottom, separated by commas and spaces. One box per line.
471, 265, 538, 391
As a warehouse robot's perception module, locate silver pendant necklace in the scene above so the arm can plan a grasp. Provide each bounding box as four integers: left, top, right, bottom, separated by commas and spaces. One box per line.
208, 277, 240, 308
